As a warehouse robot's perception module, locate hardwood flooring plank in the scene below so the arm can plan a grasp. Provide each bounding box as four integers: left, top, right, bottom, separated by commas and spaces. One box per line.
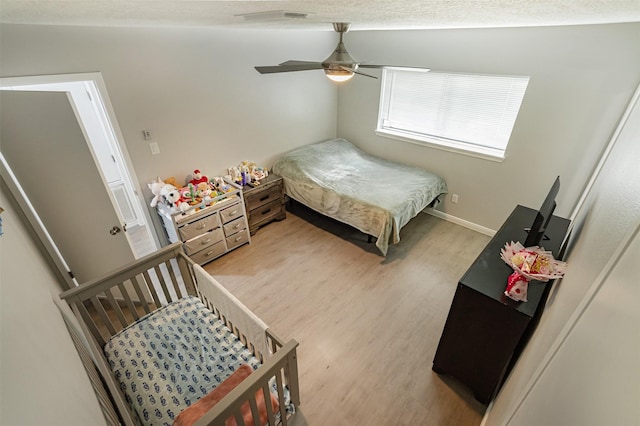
204, 205, 490, 425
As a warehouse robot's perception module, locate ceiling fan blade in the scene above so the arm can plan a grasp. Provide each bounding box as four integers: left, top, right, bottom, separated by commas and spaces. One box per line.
359, 64, 431, 71
338, 65, 377, 79
255, 62, 324, 74
279, 60, 324, 66
353, 70, 378, 79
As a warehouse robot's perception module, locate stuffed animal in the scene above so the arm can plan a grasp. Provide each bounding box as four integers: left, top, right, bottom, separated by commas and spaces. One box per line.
228, 167, 242, 184
251, 166, 268, 181
148, 177, 165, 207
189, 169, 208, 186
196, 182, 213, 199
164, 176, 178, 188
180, 184, 199, 205
163, 186, 189, 213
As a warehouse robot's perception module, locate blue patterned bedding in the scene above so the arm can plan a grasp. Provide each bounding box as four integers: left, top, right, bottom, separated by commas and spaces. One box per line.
104, 296, 281, 425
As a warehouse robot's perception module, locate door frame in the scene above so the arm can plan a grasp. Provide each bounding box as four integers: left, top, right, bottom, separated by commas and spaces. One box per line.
0, 72, 159, 284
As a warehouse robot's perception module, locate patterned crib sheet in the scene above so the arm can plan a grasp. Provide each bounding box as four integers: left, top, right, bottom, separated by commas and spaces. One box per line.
104, 296, 287, 425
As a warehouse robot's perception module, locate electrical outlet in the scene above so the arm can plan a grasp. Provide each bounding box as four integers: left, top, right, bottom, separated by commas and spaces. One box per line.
451, 194, 459, 203
149, 142, 160, 155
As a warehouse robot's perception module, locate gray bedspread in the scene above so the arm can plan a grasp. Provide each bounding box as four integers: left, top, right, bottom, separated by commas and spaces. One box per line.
272, 138, 447, 255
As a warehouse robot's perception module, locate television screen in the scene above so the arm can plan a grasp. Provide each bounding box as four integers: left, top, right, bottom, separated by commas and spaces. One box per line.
524, 176, 560, 247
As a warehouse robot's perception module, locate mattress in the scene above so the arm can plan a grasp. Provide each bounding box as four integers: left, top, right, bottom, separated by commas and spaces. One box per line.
272, 138, 448, 255
104, 296, 287, 425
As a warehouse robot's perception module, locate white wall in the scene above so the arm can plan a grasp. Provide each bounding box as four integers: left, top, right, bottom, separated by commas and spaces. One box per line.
338, 23, 640, 231
485, 87, 640, 424
0, 186, 106, 425
0, 23, 338, 196
4, 23, 637, 234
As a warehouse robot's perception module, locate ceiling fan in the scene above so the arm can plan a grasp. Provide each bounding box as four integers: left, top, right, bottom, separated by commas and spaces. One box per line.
255, 22, 429, 82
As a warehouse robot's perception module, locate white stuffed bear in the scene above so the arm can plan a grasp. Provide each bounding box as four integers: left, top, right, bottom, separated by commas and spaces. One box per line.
162, 185, 189, 213
148, 177, 165, 208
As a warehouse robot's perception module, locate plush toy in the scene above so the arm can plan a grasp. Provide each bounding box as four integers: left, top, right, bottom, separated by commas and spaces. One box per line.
179, 183, 199, 205
211, 176, 230, 192
251, 166, 268, 181
196, 182, 213, 199
163, 186, 189, 213
228, 167, 242, 184
148, 177, 165, 208
164, 176, 178, 188
189, 169, 208, 186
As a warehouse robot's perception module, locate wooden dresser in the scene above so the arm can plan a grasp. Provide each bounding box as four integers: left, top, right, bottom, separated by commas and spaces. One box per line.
157, 183, 250, 265
432, 205, 570, 404
242, 174, 286, 235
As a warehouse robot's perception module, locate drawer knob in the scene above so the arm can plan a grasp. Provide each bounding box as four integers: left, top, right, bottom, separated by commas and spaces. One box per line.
261, 208, 272, 215
229, 210, 238, 216
196, 223, 207, 230
201, 239, 211, 245
259, 195, 270, 201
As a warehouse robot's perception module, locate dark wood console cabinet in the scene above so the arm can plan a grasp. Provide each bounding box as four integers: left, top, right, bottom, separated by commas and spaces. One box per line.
432, 205, 570, 404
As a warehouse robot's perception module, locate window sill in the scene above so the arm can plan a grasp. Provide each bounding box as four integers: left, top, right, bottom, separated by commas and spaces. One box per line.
375, 129, 506, 163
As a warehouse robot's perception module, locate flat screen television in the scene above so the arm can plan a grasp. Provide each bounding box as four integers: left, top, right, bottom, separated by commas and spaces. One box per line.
524, 176, 560, 247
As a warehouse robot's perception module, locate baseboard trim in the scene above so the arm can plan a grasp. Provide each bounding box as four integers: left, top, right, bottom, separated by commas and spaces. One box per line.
425, 208, 496, 237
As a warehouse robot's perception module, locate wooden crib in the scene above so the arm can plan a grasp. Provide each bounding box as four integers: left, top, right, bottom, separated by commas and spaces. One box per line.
58, 242, 299, 426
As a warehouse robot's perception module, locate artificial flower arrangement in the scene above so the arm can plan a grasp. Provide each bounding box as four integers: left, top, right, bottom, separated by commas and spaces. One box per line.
500, 241, 568, 302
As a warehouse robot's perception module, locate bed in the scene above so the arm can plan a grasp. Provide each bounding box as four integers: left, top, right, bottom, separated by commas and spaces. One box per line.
57, 242, 299, 426
272, 138, 448, 255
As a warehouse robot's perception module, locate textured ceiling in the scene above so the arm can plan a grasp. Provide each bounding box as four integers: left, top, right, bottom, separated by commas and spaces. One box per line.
1, 0, 639, 30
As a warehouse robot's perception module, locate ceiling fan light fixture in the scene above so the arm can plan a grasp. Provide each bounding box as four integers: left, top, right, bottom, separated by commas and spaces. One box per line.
324, 69, 354, 82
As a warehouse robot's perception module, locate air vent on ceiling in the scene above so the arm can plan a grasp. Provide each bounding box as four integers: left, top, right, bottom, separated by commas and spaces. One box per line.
236, 10, 310, 22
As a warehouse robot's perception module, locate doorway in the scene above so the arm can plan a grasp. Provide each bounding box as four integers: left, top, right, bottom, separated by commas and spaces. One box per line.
1, 73, 158, 277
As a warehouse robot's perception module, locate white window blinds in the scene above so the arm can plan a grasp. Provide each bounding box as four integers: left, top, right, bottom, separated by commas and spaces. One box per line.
377, 69, 530, 160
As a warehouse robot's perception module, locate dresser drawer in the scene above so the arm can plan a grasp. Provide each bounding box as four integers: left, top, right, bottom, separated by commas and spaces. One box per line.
219, 202, 244, 224
183, 227, 224, 255
245, 182, 283, 211
178, 212, 221, 241
249, 199, 284, 225
225, 229, 249, 250
223, 217, 246, 236
189, 241, 226, 265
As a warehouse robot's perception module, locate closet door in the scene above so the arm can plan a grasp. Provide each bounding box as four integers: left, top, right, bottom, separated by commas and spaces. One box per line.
1, 90, 134, 283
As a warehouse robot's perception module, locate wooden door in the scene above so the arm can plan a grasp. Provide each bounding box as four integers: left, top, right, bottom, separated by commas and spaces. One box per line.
0, 90, 135, 283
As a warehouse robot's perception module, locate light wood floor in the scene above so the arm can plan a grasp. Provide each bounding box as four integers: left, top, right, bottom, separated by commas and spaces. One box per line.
204, 203, 490, 426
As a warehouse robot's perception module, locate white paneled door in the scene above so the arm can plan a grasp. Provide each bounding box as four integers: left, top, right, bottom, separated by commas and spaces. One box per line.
1, 90, 135, 283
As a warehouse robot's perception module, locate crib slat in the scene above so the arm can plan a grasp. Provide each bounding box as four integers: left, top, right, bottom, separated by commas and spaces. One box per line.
275, 372, 287, 426
104, 288, 128, 329
233, 411, 245, 426
142, 270, 162, 308
165, 259, 182, 300
131, 276, 152, 315
90, 296, 117, 336
177, 254, 197, 296
262, 382, 275, 425
286, 350, 300, 407
247, 393, 260, 426
76, 300, 106, 347
154, 264, 173, 304
117, 282, 140, 321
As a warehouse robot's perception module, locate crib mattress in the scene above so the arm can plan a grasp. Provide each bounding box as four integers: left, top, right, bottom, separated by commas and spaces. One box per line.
104, 296, 272, 425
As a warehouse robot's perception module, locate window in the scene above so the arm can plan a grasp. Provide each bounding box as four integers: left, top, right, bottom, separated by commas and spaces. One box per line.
376, 69, 530, 161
